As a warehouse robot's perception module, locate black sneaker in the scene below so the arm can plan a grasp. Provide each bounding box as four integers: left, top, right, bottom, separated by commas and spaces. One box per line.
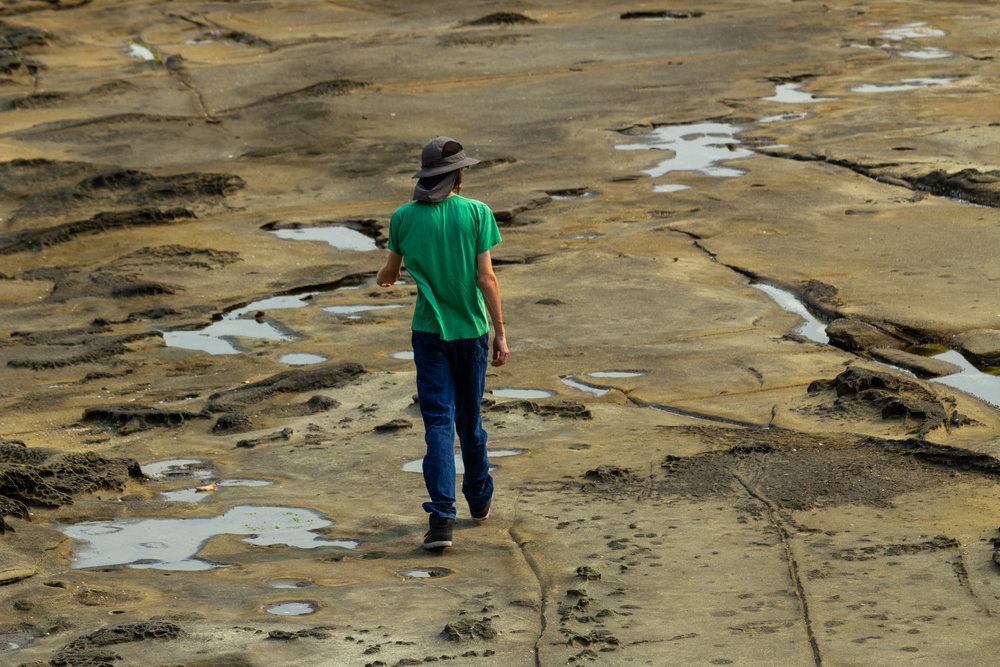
423, 514, 454, 550
469, 495, 492, 521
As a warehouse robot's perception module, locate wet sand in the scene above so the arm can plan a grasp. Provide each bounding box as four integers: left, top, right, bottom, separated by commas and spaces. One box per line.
2, 1, 1000, 665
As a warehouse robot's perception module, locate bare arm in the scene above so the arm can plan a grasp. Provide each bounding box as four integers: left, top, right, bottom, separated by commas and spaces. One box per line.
476, 249, 509, 367
377, 250, 403, 287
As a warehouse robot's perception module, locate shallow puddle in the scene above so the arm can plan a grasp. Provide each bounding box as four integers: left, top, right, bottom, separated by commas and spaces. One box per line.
750, 282, 830, 344
562, 370, 647, 396
588, 370, 648, 378
59, 505, 358, 570
265, 578, 314, 589
0, 626, 36, 652
546, 188, 595, 201
758, 111, 810, 124
162, 293, 314, 354
143, 459, 216, 482
271, 227, 377, 251
490, 387, 557, 399
899, 46, 953, 59
322, 303, 406, 319
880, 22, 946, 40
401, 449, 524, 474
126, 38, 159, 61
652, 183, 691, 193
264, 600, 319, 616
562, 231, 604, 240
848, 77, 956, 93
398, 567, 453, 579
931, 351, 1000, 409
561, 376, 610, 397
162, 278, 374, 355
617, 122, 754, 181
159, 478, 274, 503
762, 83, 837, 104
276, 352, 328, 366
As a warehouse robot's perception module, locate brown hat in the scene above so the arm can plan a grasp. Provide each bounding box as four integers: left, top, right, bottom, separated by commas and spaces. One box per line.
412, 136, 480, 178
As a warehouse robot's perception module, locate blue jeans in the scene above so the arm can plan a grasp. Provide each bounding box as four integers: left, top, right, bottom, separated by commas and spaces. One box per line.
412, 330, 493, 520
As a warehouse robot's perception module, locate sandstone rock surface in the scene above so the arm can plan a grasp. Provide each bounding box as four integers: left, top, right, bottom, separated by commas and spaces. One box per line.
2, 1, 1000, 665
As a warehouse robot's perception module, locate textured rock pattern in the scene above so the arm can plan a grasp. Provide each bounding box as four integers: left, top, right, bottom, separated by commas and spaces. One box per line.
1, 2, 1000, 666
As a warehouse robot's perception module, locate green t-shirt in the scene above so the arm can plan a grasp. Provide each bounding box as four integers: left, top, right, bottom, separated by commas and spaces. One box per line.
388, 195, 501, 341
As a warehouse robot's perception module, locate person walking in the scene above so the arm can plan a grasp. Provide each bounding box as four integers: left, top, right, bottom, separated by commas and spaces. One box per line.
376, 136, 509, 550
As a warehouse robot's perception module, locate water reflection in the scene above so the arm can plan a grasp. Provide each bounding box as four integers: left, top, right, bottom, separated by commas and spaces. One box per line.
399, 567, 453, 579
491, 388, 556, 399
758, 112, 810, 124
143, 459, 215, 482
271, 227, 377, 251
127, 39, 158, 61
899, 46, 953, 59
561, 376, 609, 396
848, 77, 955, 93
401, 449, 524, 474
159, 478, 274, 503
60, 505, 357, 570
162, 293, 314, 354
749, 282, 830, 343
763, 83, 837, 104
588, 370, 648, 378
879, 22, 946, 40
322, 304, 406, 319
265, 578, 313, 589
617, 122, 754, 180
264, 601, 319, 616
932, 351, 1000, 409
276, 352, 328, 366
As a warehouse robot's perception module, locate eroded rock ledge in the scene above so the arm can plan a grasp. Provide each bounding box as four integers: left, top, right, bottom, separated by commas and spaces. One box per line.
806, 366, 973, 437
0, 437, 142, 531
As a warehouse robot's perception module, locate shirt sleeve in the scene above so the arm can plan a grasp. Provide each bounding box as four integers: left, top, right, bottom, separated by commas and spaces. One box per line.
476, 202, 502, 254
388, 210, 401, 255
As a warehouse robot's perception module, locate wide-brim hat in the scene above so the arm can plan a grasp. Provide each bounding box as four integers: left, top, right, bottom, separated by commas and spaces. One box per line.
412, 136, 480, 178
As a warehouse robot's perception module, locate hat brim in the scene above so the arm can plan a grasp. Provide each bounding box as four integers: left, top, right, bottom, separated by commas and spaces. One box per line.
412, 156, 480, 179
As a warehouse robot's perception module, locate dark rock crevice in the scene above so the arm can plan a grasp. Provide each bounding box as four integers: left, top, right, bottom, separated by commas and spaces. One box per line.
6, 331, 160, 369
226, 79, 369, 113
10, 168, 244, 224
0, 208, 196, 255
81, 404, 208, 434
620, 10, 704, 20
762, 150, 1000, 208
464, 12, 537, 27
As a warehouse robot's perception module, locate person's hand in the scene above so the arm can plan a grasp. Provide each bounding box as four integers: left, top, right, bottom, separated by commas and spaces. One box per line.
376, 251, 403, 286
491, 332, 509, 367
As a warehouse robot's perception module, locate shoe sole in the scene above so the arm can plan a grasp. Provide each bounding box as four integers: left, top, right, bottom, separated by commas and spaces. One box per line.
471, 510, 489, 521
423, 539, 452, 550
